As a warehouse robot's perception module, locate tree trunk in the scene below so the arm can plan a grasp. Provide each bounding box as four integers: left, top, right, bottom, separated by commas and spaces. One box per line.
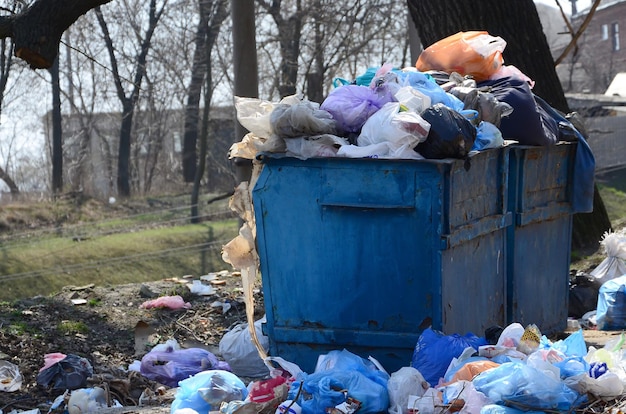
0, 165, 19, 194
96, 0, 163, 198
231, 0, 258, 186
117, 102, 133, 198
407, 0, 611, 250
182, 0, 210, 183
49, 57, 63, 194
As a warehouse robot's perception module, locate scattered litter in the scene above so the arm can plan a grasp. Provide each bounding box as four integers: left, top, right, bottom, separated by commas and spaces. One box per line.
0, 361, 22, 392
200, 273, 218, 282
67, 387, 111, 414
36, 354, 93, 391
140, 295, 191, 310
70, 298, 87, 306
187, 280, 216, 296
211, 300, 232, 314
140, 343, 231, 387
219, 316, 270, 378
171, 370, 248, 412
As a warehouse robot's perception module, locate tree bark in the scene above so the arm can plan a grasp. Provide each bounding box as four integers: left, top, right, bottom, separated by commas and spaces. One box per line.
406, 0, 611, 250
182, 0, 210, 183
0, 165, 19, 194
406, 0, 567, 111
0, 0, 112, 69
49, 57, 63, 194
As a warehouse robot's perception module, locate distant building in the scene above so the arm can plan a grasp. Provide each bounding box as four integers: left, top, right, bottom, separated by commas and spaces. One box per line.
558, 0, 626, 94
42, 107, 238, 200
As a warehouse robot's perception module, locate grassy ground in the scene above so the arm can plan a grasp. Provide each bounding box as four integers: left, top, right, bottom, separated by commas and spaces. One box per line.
1, 173, 625, 302
0, 193, 239, 301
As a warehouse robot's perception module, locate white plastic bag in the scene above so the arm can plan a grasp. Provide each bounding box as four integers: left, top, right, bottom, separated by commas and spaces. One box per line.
387, 367, 428, 414
357, 102, 430, 159
564, 371, 624, 400
234, 96, 275, 139
284, 134, 348, 160
590, 229, 626, 284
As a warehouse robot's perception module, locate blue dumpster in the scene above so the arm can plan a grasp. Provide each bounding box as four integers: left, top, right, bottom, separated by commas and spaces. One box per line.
252, 148, 511, 373
506, 142, 576, 334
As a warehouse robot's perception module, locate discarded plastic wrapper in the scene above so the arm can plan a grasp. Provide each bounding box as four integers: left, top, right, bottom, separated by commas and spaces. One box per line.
187, 280, 215, 296
67, 386, 119, 414
171, 370, 248, 412
140, 295, 191, 310
0, 360, 22, 392
36, 354, 93, 391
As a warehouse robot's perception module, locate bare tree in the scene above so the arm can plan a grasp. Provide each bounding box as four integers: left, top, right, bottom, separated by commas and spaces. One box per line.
95, 0, 166, 198
255, 0, 407, 102
183, 0, 227, 182
191, 0, 229, 221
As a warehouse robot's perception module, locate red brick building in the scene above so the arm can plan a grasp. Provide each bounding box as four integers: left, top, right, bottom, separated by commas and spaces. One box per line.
559, 0, 626, 94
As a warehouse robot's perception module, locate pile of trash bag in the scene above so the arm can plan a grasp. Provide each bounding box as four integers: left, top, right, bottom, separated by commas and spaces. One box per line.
230, 30, 595, 214
161, 321, 626, 414
568, 228, 626, 330
21, 319, 626, 414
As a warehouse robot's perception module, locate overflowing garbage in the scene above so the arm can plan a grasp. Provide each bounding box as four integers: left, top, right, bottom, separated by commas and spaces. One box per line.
0, 30, 620, 413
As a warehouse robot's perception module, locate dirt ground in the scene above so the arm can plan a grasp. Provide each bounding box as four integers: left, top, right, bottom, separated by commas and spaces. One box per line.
0, 270, 264, 413
0, 268, 623, 414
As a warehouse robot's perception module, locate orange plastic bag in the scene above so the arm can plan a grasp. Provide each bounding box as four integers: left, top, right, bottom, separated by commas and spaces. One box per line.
416, 31, 506, 81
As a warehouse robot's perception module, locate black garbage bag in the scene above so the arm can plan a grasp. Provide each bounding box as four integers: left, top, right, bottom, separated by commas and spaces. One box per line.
36, 354, 93, 391
569, 273, 602, 319
415, 103, 476, 161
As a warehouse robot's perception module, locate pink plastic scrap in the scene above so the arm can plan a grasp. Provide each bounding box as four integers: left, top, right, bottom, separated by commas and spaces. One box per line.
39, 353, 68, 372
140, 295, 192, 310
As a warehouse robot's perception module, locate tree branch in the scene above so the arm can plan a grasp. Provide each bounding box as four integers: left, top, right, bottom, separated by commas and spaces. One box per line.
0, 0, 114, 69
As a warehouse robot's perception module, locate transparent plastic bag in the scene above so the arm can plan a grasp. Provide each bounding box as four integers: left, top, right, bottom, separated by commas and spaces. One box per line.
472, 361, 582, 411
235, 96, 276, 139
219, 316, 270, 378
387, 367, 428, 414
171, 370, 248, 413
357, 102, 430, 159
270, 100, 337, 139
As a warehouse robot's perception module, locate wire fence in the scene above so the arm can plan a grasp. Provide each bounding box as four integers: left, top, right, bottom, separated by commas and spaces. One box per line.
0, 203, 240, 300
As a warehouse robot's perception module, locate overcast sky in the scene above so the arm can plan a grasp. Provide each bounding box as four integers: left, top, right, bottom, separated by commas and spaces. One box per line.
535, 0, 593, 13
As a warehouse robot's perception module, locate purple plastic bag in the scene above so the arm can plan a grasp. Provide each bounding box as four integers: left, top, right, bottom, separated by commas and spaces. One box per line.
140, 346, 231, 387
320, 84, 393, 136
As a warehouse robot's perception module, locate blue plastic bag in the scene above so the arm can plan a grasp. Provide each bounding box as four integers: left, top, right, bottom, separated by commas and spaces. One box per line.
473, 361, 583, 411
170, 370, 248, 412
472, 121, 504, 151
395, 70, 465, 112
534, 95, 595, 213
288, 349, 389, 414
411, 328, 487, 387
480, 404, 544, 414
547, 329, 588, 357
289, 370, 389, 414
597, 274, 626, 330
